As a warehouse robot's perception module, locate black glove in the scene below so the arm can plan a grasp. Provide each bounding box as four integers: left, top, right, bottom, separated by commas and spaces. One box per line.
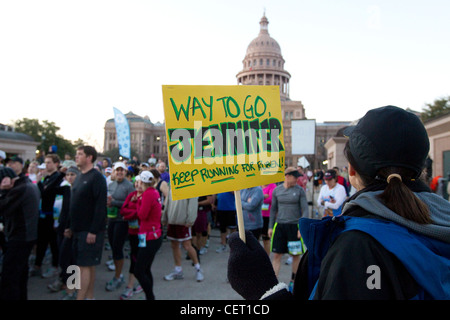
227, 230, 278, 300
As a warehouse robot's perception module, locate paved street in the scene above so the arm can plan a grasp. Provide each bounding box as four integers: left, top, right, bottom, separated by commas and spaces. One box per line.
27, 227, 296, 300
27, 180, 318, 300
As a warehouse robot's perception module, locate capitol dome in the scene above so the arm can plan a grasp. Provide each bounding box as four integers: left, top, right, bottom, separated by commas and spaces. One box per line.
236, 14, 291, 100
245, 15, 282, 56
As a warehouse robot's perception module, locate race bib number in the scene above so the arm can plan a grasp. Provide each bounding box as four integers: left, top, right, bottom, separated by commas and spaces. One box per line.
287, 240, 303, 255
138, 233, 147, 248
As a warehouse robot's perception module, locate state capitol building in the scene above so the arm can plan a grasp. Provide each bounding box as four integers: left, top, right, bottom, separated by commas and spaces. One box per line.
103, 14, 350, 169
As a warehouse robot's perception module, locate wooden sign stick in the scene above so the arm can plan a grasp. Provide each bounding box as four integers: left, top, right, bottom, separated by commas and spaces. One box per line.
234, 190, 246, 243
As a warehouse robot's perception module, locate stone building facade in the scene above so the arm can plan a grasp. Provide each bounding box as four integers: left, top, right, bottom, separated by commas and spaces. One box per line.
424, 112, 450, 178
103, 112, 167, 163
0, 125, 40, 163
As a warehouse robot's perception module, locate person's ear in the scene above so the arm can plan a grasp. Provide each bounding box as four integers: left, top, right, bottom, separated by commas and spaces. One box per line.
348, 163, 356, 177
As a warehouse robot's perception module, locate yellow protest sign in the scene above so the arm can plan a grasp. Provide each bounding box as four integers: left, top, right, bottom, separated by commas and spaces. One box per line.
162, 85, 285, 200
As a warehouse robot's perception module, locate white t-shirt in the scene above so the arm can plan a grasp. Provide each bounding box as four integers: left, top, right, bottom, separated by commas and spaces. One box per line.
317, 183, 347, 216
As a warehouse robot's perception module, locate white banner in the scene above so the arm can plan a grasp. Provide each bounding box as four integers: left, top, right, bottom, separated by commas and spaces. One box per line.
291, 119, 316, 155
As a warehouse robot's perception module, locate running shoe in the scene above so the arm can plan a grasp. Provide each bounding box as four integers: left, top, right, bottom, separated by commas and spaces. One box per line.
133, 284, 143, 294
105, 274, 124, 291
196, 269, 204, 282
119, 287, 134, 300
215, 245, 227, 253
164, 269, 184, 281
47, 278, 64, 292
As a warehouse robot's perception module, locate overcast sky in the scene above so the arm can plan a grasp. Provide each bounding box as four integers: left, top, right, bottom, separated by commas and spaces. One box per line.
1, 0, 449, 151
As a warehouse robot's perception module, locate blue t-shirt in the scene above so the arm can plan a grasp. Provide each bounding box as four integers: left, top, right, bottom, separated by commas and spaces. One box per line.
217, 192, 236, 211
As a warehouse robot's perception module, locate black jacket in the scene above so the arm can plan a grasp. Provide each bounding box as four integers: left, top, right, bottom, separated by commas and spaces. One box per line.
37, 171, 65, 213
0, 175, 40, 242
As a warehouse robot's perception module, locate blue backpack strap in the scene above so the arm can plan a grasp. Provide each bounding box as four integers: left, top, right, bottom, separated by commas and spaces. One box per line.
300, 215, 450, 300
299, 216, 348, 296
343, 217, 450, 300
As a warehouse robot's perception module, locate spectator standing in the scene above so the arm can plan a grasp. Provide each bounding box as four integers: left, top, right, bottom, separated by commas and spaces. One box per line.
215, 192, 237, 253
105, 162, 135, 292
134, 171, 163, 300
31, 154, 65, 279
0, 167, 40, 300
156, 161, 170, 184
296, 166, 308, 191
119, 175, 144, 300
240, 186, 264, 240
192, 195, 214, 255
101, 157, 112, 175
26, 161, 40, 184
104, 167, 113, 187
66, 145, 107, 300
317, 169, 347, 217
313, 169, 324, 191
48, 165, 79, 300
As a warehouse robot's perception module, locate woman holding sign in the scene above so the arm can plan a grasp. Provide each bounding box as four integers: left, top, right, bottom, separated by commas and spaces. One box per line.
228, 106, 450, 300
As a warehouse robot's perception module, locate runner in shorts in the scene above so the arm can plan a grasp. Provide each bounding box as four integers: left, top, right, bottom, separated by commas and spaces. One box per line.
162, 190, 204, 282
268, 167, 309, 292
67, 146, 107, 300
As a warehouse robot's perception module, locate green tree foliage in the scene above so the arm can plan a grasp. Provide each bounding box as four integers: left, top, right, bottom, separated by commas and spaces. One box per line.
102, 147, 139, 163
421, 96, 450, 122
13, 118, 77, 159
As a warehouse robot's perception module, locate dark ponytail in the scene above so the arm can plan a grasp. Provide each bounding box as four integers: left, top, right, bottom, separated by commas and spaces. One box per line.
344, 141, 431, 224
377, 167, 431, 224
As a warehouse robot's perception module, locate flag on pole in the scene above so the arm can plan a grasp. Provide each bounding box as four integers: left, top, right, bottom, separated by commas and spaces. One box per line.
113, 107, 131, 159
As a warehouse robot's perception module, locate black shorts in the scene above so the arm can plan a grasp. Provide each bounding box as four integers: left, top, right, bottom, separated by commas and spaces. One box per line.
216, 210, 237, 233
72, 231, 105, 266
271, 223, 304, 255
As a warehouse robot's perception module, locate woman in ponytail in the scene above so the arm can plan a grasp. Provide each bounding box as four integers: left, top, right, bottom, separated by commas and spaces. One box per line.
227, 105, 450, 300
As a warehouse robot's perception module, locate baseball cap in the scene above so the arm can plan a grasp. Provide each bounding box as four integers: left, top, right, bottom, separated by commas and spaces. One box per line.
38, 163, 46, 170
5, 155, 23, 165
324, 169, 337, 180
284, 167, 300, 178
113, 162, 128, 171
343, 105, 429, 178
105, 167, 112, 174
139, 171, 154, 183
